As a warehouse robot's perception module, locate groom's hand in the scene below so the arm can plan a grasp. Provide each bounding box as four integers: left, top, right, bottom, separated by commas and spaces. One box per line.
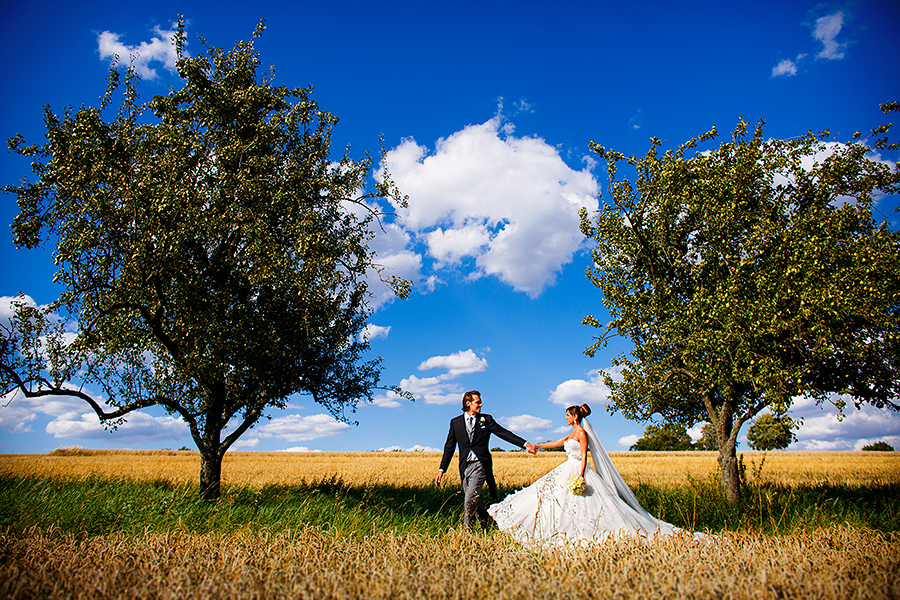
525, 442, 536, 455
434, 470, 443, 486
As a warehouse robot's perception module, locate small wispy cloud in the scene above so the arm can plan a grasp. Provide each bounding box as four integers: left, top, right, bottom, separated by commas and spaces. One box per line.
770, 10, 847, 78
814, 11, 845, 60
628, 109, 643, 130
513, 99, 535, 114
771, 59, 798, 77
374, 444, 440, 452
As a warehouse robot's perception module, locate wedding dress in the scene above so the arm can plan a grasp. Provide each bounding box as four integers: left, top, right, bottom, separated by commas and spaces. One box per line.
487, 418, 690, 547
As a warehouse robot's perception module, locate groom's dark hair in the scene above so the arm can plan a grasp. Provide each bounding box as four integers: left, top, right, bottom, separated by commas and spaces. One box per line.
462, 390, 481, 411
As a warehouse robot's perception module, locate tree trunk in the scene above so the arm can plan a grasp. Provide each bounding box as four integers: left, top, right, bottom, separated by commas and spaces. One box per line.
706, 390, 743, 503
717, 443, 741, 503
199, 447, 223, 501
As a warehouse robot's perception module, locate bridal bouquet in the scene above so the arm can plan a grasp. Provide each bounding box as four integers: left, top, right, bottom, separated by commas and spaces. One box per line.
566, 475, 586, 495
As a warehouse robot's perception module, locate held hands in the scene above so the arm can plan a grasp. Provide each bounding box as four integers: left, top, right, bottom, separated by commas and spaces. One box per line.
525, 442, 537, 455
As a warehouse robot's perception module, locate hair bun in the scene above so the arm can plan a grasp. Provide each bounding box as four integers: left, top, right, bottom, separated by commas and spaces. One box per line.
580, 404, 592, 418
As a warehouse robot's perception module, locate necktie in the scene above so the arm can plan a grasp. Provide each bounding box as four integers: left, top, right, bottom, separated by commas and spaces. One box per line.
467, 416, 474, 441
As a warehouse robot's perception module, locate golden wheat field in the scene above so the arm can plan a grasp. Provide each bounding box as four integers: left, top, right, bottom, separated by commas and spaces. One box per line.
1, 449, 898, 488
3, 525, 898, 600
2, 450, 899, 599
0, 449, 900, 487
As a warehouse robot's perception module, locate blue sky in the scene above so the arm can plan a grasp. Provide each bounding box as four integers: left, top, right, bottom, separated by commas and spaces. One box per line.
2, 0, 899, 455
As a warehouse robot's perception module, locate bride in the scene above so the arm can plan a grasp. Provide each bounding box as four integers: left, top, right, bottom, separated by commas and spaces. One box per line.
488, 404, 694, 547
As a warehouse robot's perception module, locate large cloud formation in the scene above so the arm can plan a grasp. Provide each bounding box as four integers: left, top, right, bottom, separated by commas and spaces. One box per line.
380, 117, 599, 297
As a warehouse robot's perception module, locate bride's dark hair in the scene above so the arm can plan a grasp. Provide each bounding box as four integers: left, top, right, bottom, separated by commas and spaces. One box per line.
566, 404, 591, 423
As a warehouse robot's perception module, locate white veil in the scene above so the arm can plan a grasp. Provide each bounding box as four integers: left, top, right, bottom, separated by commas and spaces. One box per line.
582, 418, 654, 520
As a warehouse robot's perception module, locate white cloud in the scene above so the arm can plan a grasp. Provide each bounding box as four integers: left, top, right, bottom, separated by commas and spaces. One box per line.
548, 368, 620, 408
375, 444, 440, 452
618, 434, 639, 449
369, 390, 405, 409
362, 324, 391, 341
364, 217, 424, 309
772, 59, 797, 77
0, 294, 70, 332
781, 395, 900, 451
380, 116, 599, 297
398, 374, 463, 406
0, 390, 38, 434
0, 295, 35, 328
418, 349, 487, 378
499, 414, 553, 433
231, 437, 260, 449
279, 446, 322, 452
797, 438, 850, 451
687, 422, 707, 442
772, 141, 895, 208
97, 25, 180, 80
256, 413, 351, 442
814, 11, 845, 60
425, 224, 490, 265
1, 388, 189, 444
45, 409, 188, 443
389, 349, 489, 406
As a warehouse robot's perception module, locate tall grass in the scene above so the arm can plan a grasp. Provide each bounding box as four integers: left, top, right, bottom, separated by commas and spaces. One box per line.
2, 473, 897, 538
2, 451, 898, 599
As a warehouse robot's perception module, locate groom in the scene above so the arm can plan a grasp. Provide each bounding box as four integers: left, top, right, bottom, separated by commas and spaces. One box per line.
435, 390, 536, 530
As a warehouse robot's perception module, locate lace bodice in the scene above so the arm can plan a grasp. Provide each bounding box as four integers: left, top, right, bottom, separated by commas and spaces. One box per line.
564, 438, 584, 461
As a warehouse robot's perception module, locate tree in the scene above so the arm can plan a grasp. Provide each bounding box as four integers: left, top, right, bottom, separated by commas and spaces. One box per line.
629, 423, 693, 451
580, 106, 900, 502
693, 423, 719, 451
1, 19, 410, 500
861, 441, 895, 451
535, 442, 565, 452
746, 413, 796, 451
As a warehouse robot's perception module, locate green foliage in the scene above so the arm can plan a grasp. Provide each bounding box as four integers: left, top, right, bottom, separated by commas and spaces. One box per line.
0, 476, 461, 537
630, 423, 694, 451
580, 107, 900, 499
861, 441, 895, 452
746, 413, 797, 451
0, 19, 410, 500
693, 423, 719, 451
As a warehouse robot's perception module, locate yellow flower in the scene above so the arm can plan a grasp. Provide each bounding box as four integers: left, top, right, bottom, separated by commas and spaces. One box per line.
566, 475, 586, 495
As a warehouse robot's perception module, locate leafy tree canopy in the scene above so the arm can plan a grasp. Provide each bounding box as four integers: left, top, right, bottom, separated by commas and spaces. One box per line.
629, 423, 693, 451
861, 441, 895, 451
693, 423, 719, 451
1, 19, 410, 500
746, 413, 797, 451
580, 105, 900, 501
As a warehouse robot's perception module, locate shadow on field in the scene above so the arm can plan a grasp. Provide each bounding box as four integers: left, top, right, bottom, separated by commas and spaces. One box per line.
227, 476, 469, 532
